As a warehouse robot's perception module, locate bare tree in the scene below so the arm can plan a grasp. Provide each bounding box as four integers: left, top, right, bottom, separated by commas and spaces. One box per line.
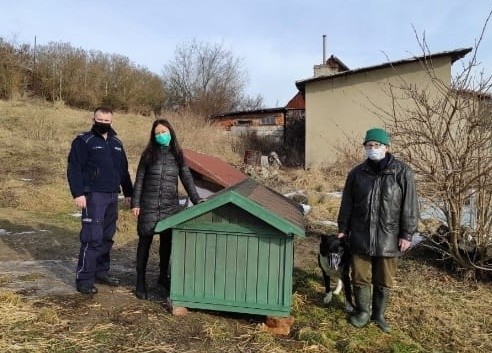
162, 39, 263, 116
374, 12, 492, 278
30, 42, 166, 113
0, 38, 31, 99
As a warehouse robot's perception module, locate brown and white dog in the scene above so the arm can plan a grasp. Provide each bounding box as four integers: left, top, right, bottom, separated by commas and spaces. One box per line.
318, 234, 354, 312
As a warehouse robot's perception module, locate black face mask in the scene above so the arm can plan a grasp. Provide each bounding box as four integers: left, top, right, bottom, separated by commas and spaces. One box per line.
93, 121, 111, 135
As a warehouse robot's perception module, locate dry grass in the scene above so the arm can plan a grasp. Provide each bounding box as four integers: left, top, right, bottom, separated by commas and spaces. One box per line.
0, 99, 491, 353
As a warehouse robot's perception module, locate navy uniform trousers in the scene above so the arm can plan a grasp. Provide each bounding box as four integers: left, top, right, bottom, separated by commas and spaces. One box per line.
76, 192, 118, 286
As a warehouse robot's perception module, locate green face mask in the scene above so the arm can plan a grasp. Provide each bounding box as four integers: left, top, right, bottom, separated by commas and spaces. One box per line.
155, 131, 172, 146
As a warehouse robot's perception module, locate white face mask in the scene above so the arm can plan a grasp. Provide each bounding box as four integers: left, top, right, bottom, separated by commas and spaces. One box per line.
365, 148, 386, 161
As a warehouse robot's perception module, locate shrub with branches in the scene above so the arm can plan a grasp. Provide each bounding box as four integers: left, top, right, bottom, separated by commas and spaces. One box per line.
374, 12, 492, 278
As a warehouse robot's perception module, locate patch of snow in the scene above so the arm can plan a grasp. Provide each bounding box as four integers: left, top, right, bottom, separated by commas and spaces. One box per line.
300, 203, 311, 215
312, 220, 338, 227
14, 231, 37, 235
411, 233, 425, 246
70, 212, 82, 217
326, 191, 342, 198
320, 220, 338, 227
283, 190, 305, 198
1, 229, 49, 236
19, 178, 33, 182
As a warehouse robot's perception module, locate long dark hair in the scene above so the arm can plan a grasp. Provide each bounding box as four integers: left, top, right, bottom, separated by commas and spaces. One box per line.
141, 118, 184, 166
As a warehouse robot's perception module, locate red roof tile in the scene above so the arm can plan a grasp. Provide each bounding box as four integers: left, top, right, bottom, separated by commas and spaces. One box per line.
183, 149, 247, 188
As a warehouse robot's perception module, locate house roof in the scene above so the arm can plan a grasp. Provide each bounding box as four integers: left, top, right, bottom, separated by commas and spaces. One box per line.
296, 47, 473, 90
286, 91, 305, 110
325, 55, 350, 72
155, 178, 305, 237
210, 107, 287, 119
183, 148, 247, 188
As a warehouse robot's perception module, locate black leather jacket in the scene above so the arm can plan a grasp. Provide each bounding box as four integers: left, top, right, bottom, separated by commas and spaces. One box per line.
132, 146, 200, 237
337, 153, 419, 257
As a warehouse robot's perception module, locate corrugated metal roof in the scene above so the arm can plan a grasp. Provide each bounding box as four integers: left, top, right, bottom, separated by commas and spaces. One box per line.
183, 148, 247, 188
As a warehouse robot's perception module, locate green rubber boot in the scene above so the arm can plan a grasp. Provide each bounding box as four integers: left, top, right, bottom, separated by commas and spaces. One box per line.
371, 286, 391, 333
349, 285, 371, 328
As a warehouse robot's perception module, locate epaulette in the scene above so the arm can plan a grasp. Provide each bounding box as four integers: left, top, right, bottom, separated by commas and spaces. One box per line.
111, 135, 123, 145
77, 131, 95, 144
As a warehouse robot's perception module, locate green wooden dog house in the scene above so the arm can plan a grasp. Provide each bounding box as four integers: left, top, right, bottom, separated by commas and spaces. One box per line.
155, 178, 305, 317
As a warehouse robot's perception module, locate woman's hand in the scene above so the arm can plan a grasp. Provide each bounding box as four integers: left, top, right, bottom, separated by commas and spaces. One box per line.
132, 207, 140, 217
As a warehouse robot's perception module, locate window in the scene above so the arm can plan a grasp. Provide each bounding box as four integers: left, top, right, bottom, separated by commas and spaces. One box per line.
261, 116, 276, 125
237, 120, 252, 126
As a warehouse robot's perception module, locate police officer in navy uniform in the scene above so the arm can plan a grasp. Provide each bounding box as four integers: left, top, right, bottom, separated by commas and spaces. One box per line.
67, 106, 133, 294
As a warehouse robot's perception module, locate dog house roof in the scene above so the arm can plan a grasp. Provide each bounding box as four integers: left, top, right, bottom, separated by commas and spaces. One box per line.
155, 178, 305, 237
183, 148, 247, 188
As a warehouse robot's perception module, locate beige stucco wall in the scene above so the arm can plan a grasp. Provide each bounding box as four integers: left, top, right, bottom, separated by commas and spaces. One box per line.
304, 57, 452, 167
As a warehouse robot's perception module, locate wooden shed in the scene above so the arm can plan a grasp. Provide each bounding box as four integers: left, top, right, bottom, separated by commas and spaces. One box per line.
155, 178, 305, 317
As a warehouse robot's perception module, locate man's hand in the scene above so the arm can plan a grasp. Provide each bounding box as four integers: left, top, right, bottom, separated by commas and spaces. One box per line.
337, 232, 346, 238
74, 195, 86, 209
399, 238, 412, 252
132, 207, 140, 217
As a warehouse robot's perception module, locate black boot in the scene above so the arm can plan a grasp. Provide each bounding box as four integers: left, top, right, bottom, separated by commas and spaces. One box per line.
349, 285, 371, 328
135, 236, 152, 300
136, 275, 147, 300
371, 286, 391, 333
158, 231, 172, 290
157, 272, 170, 290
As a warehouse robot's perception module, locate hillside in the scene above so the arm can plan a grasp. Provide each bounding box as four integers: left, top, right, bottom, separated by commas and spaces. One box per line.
0, 99, 491, 353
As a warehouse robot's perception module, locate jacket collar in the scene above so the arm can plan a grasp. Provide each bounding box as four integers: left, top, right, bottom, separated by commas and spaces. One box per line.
90, 126, 117, 138
363, 153, 395, 174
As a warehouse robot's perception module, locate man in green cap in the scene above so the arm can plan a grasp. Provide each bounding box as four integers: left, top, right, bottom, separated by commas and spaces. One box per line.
337, 127, 419, 333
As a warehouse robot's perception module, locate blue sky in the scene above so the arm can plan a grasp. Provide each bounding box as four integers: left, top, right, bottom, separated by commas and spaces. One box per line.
1, 0, 491, 107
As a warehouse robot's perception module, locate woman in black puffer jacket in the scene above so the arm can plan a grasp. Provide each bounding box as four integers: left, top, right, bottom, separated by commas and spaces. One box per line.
131, 118, 201, 299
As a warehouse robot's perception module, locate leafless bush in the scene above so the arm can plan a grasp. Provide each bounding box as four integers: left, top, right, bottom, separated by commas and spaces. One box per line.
373, 11, 492, 278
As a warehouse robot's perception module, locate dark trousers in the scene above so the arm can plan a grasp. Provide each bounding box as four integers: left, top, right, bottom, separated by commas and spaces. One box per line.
76, 192, 118, 285
136, 230, 172, 277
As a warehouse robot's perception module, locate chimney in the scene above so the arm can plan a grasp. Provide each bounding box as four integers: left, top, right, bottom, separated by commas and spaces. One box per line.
313, 34, 332, 77
322, 34, 326, 64
313, 35, 348, 77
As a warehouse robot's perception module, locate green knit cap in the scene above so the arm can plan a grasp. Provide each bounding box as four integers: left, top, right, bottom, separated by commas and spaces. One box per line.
364, 128, 390, 145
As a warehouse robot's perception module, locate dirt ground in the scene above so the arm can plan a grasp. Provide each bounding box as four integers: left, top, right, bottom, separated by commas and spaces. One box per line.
0, 225, 318, 295
0, 222, 321, 352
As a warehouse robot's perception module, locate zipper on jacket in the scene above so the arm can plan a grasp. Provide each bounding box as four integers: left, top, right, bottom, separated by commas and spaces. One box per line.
370, 175, 382, 255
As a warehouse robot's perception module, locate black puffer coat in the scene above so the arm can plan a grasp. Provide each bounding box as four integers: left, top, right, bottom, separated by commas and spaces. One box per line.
132, 147, 200, 237
337, 153, 419, 257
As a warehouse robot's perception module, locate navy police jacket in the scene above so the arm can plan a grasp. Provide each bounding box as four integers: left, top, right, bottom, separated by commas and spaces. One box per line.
67, 127, 133, 198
